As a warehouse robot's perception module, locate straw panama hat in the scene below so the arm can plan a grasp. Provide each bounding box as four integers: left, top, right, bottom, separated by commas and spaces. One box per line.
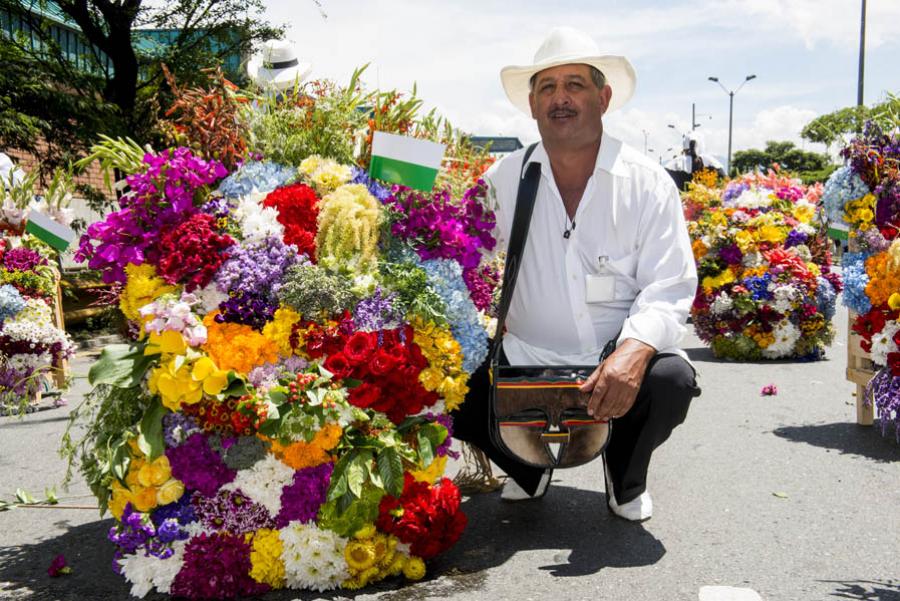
500, 26, 637, 115
247, 40, 313, 91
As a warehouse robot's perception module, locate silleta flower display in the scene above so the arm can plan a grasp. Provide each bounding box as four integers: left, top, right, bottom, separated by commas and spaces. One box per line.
685, 170, 841, 360
828, 122, 900, 438
68, 74, 499, 597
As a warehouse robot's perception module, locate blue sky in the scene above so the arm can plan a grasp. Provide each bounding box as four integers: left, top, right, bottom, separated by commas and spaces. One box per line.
263, 0, 899, 163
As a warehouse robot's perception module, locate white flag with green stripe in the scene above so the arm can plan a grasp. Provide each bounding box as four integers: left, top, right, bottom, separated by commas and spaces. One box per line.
369, 132, 445, 191
25, 210, 75, 252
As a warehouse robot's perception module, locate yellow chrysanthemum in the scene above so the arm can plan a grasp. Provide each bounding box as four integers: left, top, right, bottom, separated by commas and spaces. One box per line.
345, 540, 378, 571
412, 317, 469, 411
248, 529, 285, 588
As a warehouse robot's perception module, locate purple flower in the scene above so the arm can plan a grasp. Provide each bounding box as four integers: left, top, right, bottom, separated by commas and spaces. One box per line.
717, 244, 743, 265
47, 554, 71, 577
275, 462, 333, 527
166, 433, 236, 497
216, 290, 278, 330
193, 489, 275, 534
3, 247, 46, 271
784, 230, 808, 248
353, 288, 403, 331
169, 532, 269, 599
215, 236, 300, 298
163, 413, 201, 448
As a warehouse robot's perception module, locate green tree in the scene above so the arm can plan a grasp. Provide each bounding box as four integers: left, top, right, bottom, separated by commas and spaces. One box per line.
732, 140, 829, 175
801, 95, 900, 151
0, 0, 285, 172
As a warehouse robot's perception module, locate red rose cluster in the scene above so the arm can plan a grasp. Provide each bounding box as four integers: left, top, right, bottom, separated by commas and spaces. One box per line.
376, 474, 467, 560
322, 327, 439, 424
263, 183, 320, 260
157, 213, 233, 291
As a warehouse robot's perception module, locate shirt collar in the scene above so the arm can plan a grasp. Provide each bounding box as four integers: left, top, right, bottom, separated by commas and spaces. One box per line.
526, 130, 630, 178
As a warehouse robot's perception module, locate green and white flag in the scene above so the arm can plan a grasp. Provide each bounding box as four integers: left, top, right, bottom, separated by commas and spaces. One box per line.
25, 211, 75, 252
369, 131, 445, 191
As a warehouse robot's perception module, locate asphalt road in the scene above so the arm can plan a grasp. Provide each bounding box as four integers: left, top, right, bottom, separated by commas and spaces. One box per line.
1, 303, 898, 601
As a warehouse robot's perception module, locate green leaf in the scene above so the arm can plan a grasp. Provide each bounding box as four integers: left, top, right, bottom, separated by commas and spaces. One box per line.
327, 452, 353, 502
772, 491, 789, 499
88, 343, 153, 388
110, 440, 131, 483
15, 488, 35, 504
417, 430, 434, 467
377, 447, 404, 497
0, 500, 11, 512
268, 388, 288, 405
347, 451, 371, 498
44, 488, 59, 505
137, 398, 166, 459
221, 372, 247, 397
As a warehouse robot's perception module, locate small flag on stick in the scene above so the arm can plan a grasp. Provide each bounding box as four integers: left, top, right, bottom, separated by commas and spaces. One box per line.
25, 211, 75, 252
369, 131, 445, 191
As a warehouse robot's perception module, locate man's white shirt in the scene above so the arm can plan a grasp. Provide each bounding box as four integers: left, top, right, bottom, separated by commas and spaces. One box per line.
484, 131, 698, 366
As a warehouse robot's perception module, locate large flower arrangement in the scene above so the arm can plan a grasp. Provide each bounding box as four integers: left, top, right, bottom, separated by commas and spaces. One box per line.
0, 169, 75, 412
64, 72, 497, 598
686, 169, 841, 360
829, 122, 900, 438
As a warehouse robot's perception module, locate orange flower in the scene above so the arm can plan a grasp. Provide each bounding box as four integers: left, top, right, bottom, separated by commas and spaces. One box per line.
203, 313, 279, 376
267, 423, 343, 469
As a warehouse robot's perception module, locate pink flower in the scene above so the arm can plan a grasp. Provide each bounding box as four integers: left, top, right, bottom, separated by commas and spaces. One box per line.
761, 384, 778, 396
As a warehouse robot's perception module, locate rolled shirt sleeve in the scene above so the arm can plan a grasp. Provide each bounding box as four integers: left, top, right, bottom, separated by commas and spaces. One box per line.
618, 177, 698, 352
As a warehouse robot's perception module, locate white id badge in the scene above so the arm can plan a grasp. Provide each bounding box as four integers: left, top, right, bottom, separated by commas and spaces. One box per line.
585, 274, 615, 303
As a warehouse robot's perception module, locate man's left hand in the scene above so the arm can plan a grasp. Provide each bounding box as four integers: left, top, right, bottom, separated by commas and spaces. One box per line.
578, 339, 656, 420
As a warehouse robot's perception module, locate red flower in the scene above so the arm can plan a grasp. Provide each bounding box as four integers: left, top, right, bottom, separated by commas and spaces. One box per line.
324, 352, 353, 379
348, 382, 382, 408
368, 348, 399, 376
344, 331, 377, 364
263, 184, 319, 259
156, 213, 233, 291
376, 475, 467, 559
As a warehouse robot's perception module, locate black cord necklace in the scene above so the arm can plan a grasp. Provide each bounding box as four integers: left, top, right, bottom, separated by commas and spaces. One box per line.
563, 215, 576, 239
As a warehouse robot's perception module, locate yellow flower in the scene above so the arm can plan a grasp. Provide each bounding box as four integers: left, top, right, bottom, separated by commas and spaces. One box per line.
791, 203, 815, 223
345, 540, 378, 571
402, 556, 426, 581
353, 524, 377, 540
131, 485, 159, 512
109, 482, 132, 520
149, 357, 203, 411
410, 455, 448, 484
191, 356, 229, 396
889, 293, 900, 311
144, 330, 188, 356
138, 455, 172, 487
734, 230, 756, 253
248, 529, 286, 588
119, 263, 176, 327
156, 478, 185, 506
262, 307, 302, 357
755, 224, 786, 244
702, 267, 736, 292
316, 183, 382, 274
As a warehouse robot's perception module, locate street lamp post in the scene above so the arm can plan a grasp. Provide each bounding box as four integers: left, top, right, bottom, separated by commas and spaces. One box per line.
708, 74, 756, 176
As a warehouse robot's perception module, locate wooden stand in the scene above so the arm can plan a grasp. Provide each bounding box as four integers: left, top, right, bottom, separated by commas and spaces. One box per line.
845, 309, 875, 426
51, 278, 69, 388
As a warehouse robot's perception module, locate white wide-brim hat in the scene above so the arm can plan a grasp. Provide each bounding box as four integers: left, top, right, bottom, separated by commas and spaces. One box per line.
247, 40, 313, 92
501, 26, 636, 115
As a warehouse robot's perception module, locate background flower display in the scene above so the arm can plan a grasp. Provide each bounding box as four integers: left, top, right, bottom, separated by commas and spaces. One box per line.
63, 70, 498, 598
0, 169, 75, 412
827, 121, 900, 439
685, 169, 841, 360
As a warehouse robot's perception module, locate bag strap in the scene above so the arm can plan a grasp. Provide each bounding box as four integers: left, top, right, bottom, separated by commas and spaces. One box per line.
491, 142, 540, 365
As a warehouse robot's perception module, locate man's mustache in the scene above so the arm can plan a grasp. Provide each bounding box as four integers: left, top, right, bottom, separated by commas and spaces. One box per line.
548, 107, 577, 118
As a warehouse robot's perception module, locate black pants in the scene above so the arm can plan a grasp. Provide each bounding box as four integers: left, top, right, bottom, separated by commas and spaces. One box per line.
451, 350, 700, 502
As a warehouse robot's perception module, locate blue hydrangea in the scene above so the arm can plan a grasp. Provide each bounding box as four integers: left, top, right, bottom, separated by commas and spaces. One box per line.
0, 284, 25, 321
822, 166, 870, 227
217, 161, 297, 198
815, 276, 837, 321
841, 251, 872, 314
422, 258, 488, 374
